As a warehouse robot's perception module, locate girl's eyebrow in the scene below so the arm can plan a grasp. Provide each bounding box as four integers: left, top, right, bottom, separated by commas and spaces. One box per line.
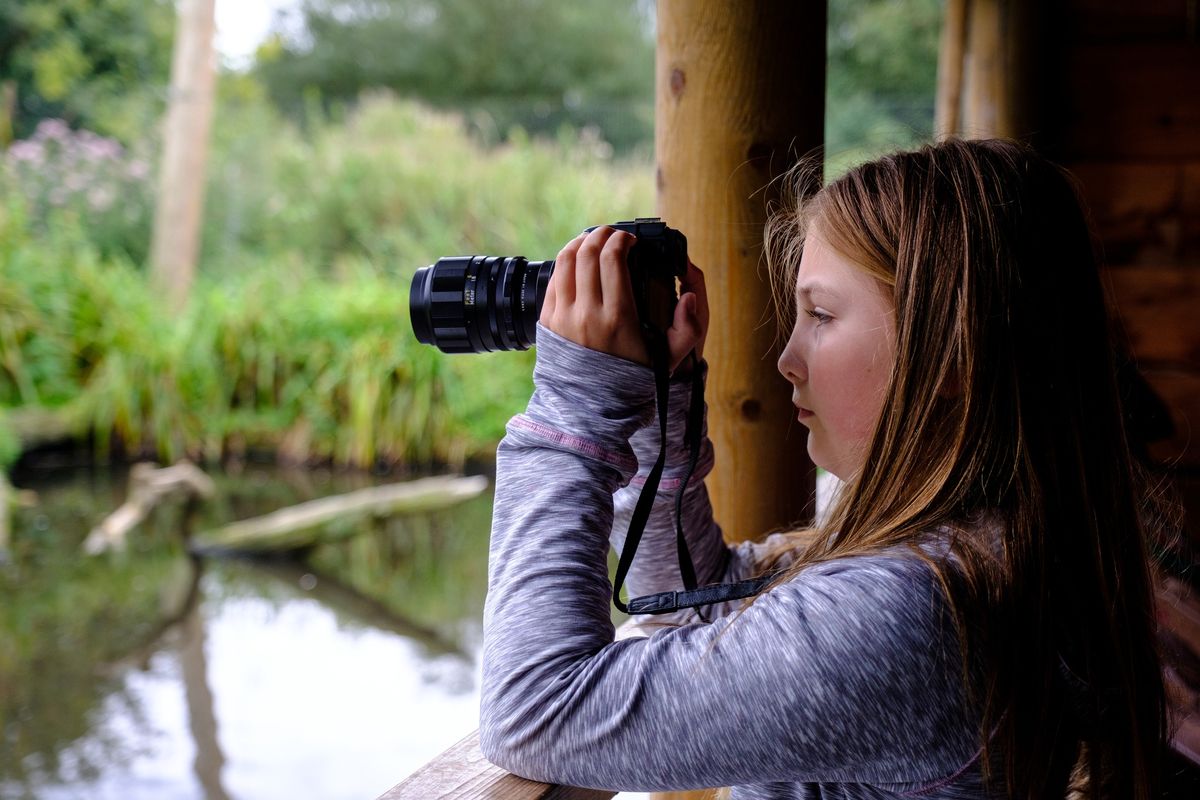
796, 282, 839, 300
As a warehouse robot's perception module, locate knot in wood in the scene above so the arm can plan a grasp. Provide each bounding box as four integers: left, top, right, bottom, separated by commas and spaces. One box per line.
669, 67, 686, 99
739, 397, 763, 421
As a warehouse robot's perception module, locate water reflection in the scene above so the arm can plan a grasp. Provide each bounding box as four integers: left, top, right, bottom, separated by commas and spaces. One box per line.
177, 572, 231, 800
0, 464, 493, 800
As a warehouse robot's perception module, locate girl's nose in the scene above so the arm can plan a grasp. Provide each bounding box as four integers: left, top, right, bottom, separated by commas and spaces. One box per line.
777, 329, 806, 382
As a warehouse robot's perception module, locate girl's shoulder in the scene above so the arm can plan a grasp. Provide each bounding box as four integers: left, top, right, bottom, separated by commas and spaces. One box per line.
745, 511, 1004, 581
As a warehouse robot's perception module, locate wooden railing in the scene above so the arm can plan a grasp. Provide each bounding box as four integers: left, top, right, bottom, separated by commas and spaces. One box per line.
375, 730, 615, 800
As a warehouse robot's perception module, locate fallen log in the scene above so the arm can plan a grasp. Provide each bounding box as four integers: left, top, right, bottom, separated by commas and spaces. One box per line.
190, 474, 489, 555
83, 461, 216, 555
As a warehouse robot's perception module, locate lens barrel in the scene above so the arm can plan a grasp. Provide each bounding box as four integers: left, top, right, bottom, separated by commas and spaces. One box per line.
409, 256, 552, 353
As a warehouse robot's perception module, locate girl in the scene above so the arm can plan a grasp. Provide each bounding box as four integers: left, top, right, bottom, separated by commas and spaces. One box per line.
480, 138, 1167, 799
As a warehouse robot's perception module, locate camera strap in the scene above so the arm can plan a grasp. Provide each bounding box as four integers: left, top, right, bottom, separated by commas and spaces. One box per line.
612, 329, 775, 616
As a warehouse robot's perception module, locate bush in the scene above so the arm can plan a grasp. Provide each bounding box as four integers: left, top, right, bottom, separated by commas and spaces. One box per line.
202, 93, 654, 278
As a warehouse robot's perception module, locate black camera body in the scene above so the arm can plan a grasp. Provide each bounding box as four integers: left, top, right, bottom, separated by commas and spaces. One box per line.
410, 218, 687, 354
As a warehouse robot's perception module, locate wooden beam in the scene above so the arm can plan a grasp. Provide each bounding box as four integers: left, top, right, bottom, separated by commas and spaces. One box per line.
375, 731, 614, 800
655, 0, 824, 545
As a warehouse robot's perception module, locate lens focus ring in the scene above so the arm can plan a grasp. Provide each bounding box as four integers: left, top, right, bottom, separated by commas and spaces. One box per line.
410, 256, 478, 353
409, 255, 553, 353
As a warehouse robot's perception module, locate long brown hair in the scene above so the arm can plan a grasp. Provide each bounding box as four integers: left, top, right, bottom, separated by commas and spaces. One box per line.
763, 139, 1167, 798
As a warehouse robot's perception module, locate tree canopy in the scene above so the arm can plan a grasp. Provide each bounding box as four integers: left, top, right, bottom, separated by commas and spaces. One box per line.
253, 0, 656, 152
826, 0, 941, 157
0, 0, 175, 143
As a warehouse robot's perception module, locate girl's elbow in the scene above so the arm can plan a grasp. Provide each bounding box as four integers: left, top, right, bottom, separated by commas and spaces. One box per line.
478, 716, 512, 768
478, 708, 531, 775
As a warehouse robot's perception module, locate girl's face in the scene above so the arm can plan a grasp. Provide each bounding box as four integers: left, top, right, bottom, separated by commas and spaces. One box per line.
776, 233, 896, 482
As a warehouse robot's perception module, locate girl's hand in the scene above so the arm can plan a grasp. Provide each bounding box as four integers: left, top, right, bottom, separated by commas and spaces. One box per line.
540, 226, 708, 373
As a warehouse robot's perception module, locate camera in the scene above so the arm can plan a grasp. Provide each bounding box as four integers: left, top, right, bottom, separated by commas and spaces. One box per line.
409, 218, 688, 353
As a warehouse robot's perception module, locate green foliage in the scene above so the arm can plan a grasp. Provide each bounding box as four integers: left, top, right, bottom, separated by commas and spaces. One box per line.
252, 0, 655, 153
0, 221, 525, 467
2, 118, 155, 263
0, 0, 942, 467
0, 0, 175, 143
0, 96, 653, 467
826, 0, 942, 176
201, 93, 653, 277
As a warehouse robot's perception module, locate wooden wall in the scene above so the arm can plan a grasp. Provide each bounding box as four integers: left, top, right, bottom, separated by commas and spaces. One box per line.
1040, 0, 1200, 770
1039, 0, 1200, 469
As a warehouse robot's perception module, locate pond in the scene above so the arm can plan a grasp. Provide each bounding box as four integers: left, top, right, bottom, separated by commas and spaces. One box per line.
0, 461, 498, 800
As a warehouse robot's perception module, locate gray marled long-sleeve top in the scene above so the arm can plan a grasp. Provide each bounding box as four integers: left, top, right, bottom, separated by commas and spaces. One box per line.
481, 325, 993, 799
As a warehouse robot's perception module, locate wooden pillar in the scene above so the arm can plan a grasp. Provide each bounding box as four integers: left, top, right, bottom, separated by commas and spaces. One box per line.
940, 0, 1040, 140
655, 3, 825, 544
935, 0, 968, 138
150, 0, 217, 312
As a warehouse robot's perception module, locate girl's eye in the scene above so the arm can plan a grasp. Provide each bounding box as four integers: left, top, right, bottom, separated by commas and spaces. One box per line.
805, 308, 832, 325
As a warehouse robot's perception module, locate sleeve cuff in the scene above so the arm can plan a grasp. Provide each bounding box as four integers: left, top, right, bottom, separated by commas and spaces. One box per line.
523, 323, 658, 447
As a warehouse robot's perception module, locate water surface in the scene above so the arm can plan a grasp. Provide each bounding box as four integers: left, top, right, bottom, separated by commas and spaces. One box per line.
1, 463, 492, 800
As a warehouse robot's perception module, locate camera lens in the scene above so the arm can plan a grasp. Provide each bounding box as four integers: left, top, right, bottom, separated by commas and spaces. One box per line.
409, 256, 553, 353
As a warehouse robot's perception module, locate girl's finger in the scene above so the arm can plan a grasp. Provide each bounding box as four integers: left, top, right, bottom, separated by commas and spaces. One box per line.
680, 260, 708, 313
540, 267, 557, 321
667, 292, 704, 371
598, 230, 637, 319
545, 232, 587, 317
574, 226, 616, 310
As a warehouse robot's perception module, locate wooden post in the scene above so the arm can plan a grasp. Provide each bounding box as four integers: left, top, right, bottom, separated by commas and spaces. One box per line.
958, 0, 1040, 140
935, 0, 969, 138
963, 0, 1007, 137
150, 0, 217, 312
656, 0, 824, 547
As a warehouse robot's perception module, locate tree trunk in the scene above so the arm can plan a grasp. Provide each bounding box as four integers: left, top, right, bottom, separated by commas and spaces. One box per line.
0, 80, 16, 146
150, 0, 217, 312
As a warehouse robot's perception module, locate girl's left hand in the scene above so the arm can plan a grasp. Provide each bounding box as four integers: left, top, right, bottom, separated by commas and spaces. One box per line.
540, 226, 707, 373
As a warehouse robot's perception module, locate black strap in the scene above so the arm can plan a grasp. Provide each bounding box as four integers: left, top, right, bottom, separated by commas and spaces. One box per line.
671, 359, 704, 591
626, 575, 776, 615
611, 327, 672, 614
612, 328, 774, 616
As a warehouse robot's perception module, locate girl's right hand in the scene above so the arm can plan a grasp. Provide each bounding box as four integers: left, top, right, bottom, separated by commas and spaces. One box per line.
540, 227, 708, 375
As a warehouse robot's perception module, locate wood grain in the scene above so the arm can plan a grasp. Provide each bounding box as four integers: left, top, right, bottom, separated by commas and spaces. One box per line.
376, 731, 615, 800
1061, 43, 1200, 160
655, 0, 823, 545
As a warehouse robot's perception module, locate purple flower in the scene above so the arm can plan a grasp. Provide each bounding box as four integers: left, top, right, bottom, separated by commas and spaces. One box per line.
34, 118, 70, 142
127, 159, 150, 181
6, 140, 44, 164
88, 186, 116, 212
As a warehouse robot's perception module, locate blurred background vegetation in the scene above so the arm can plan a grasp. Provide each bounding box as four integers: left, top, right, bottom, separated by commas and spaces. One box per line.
0, 0, 941, 473
0, 2, 941, 794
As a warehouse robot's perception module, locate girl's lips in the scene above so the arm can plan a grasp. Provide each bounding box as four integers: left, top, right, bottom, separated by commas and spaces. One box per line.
796, 407, 814, 420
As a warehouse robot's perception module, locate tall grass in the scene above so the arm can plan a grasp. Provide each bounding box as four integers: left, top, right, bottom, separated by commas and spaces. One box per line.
0, 95, 655, 468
